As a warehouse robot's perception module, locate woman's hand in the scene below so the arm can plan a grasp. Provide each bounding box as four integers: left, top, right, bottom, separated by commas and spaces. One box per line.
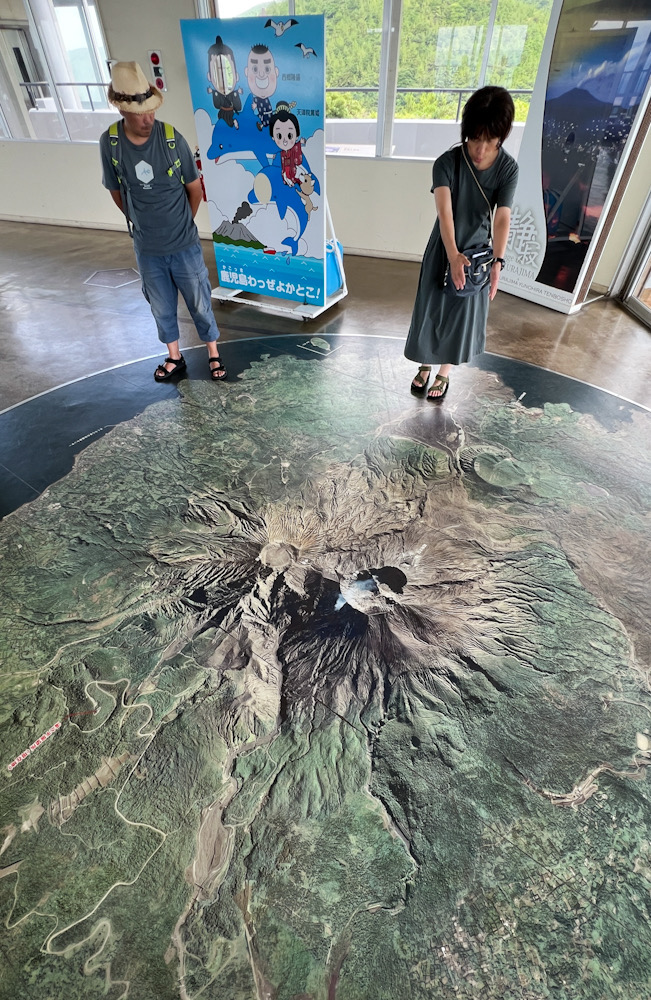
489, 260, 502, 301
450, 251, 471, 290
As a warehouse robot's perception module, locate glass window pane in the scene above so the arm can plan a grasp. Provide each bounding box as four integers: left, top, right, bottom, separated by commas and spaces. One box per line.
394, 0, 554, 159
486, 0, 554, 124
6, 0, 114, 140
87, 4, 109, 74
53, 5, 93, 107
396, 2, 493, 123
0, 1, 55, 140
296, 0, 382, 156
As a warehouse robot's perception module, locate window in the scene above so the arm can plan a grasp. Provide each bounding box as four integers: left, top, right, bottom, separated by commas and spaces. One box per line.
392, 0, 554, 158
296, 0, 383, 123
50, 0, 109, 111
1, 0, 556, 152
0, 0, 110, 141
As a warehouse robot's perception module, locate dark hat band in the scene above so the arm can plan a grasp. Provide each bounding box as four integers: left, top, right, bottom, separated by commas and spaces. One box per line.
111, 87, 156, 105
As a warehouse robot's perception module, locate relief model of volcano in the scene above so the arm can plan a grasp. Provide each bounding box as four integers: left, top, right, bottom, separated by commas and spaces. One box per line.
0, 341, 650, 1000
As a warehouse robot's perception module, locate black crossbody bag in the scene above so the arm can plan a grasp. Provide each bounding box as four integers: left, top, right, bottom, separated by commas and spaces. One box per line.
442, 145, 494, 297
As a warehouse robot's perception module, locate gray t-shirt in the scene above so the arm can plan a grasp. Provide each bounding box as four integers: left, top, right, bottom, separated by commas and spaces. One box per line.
100, 119, 199, 256
431, 146, 519, 250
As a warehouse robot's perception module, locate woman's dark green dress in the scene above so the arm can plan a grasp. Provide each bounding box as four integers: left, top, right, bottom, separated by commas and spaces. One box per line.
404, 145, 519, 366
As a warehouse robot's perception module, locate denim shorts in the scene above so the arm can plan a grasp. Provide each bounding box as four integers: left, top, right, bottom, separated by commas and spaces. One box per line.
135, 240, 220, 345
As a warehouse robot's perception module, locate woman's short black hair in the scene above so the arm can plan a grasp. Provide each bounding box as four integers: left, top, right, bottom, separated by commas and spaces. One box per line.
461, 86, 515, 144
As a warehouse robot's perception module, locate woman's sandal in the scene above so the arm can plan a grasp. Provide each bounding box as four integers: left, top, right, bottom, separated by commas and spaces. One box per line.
411, 365, 431, 394
154, 354, 186, 382
427, 374, 449, 401
208, 356, 227, 380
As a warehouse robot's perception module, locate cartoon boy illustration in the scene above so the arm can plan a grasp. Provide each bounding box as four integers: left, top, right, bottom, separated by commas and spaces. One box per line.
269, 101, 305, 186
207, 36, 242, 129
245, 44, 279, 131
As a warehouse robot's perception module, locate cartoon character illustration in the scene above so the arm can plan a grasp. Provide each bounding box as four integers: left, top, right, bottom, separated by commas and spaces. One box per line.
207, 35, 242, 129
248, 163, 320, 257
269, 101, 306, 187
295, 43, 317, 59
206, 97, 271, 165
264, 18, 298, 37
245, 44, 279, 132
297, 172, 318, 219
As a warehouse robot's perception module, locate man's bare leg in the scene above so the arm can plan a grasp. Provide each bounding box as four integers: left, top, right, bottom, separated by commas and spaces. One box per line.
160, 340, 182, 374
206, 340, 227, 380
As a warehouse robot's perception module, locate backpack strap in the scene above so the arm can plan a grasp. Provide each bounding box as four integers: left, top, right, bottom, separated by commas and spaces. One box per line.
163, 122, 185, 184
108, 120, 135, 237
108, 120, 123, 187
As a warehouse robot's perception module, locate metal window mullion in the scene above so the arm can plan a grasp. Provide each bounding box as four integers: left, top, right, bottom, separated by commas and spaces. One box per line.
477, 0, 499, 88
376, 0, 402, 158
24, 0, 71, 139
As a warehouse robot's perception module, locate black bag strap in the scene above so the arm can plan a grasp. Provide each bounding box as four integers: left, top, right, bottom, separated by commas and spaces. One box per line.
451, 145, 461, 222
455, 143, 494, 242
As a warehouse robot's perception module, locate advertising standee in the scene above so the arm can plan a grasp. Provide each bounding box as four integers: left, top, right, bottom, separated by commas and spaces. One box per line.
181, 16, 345, 317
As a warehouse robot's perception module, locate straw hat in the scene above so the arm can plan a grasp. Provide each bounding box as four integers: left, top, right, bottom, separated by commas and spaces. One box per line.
108, 61, 163, 114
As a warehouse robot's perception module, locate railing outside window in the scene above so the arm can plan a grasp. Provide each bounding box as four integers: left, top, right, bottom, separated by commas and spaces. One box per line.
19, 79, 108, 111
327, 87, 534, 123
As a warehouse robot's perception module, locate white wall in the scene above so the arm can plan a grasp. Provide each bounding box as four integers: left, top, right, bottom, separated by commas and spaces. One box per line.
99, 0, 198, 142
0, 0, 28, 17
0, 0, 647, 284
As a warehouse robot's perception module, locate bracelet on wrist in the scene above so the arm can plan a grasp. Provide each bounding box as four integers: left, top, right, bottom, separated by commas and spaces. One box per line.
493, 257, 505, 270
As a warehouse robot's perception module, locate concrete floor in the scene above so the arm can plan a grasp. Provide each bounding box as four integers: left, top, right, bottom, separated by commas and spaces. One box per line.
1, 219, 650, 412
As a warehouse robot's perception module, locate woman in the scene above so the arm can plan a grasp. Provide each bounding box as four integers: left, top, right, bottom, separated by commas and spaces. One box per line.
405, 87, 519, 401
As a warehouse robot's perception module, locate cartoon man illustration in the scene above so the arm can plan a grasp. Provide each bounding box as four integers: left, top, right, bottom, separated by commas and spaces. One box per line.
207, 36, 242, 129
269, 101, 305, 186
245, 44, 279, 131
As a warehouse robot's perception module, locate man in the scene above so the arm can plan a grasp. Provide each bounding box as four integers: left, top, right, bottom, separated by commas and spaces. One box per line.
100, 61, 226, 382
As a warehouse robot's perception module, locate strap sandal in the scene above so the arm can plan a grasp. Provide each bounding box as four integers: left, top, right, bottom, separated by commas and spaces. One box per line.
411, 365, 431, 394
427, 374, 449, 402
154, 354, 186, 382
208, 356, 227, 380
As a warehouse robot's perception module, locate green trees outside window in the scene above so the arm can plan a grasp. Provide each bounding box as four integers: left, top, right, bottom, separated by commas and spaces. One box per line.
290, 0, 554, 121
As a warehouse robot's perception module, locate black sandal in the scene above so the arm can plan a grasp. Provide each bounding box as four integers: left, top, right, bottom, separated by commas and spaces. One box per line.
208, 356, 227, 380
154, 354, 186, 381
427, 374, 449, 402
411, 365, 431, 394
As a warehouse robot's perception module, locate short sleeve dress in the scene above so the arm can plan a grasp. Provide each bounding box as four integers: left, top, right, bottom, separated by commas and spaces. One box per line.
404, 145, 519, 366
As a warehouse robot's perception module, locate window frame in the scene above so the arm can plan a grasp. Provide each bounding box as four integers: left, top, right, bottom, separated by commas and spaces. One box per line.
0, 0, 111, 141
2, 0, 545, 151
